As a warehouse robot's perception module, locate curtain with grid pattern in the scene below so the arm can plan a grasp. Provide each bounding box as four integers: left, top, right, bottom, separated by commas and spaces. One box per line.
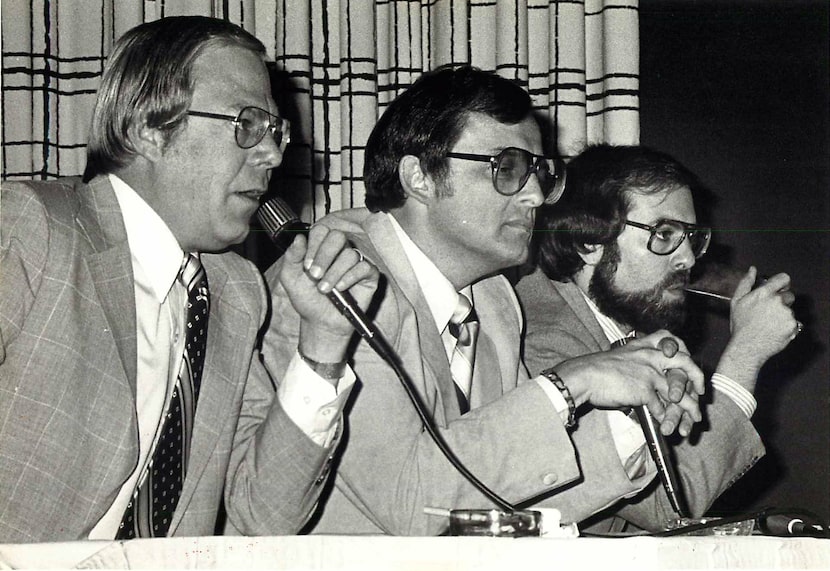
1, 0, 639, 219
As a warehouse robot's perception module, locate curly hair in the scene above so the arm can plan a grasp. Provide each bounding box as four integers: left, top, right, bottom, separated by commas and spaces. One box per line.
534, 144, 703, 281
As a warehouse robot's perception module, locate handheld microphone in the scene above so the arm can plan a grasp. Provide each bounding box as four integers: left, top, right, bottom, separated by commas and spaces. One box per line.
611, 336, 689, 518
256, 198, 387, 355
633, 403, 689, 518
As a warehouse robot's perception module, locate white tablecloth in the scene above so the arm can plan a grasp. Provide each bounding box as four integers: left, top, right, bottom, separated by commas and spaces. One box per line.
2, 535, 829, 570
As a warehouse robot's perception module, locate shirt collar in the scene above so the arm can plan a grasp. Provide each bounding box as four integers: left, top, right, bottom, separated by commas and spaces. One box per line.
109, 174, 185, 303
578, 288, 631, 344
387, 213, 470, 333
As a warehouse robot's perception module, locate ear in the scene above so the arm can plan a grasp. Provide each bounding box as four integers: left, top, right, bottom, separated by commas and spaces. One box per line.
398, 155, 436, 206
578, 243, 604, 267
127, 116, 168, 163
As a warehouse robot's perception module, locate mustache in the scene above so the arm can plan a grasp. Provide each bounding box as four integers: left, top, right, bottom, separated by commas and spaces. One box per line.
659, 270, 690, 291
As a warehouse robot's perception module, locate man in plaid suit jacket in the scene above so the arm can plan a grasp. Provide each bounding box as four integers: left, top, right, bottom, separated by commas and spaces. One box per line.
0, 17, 378, 542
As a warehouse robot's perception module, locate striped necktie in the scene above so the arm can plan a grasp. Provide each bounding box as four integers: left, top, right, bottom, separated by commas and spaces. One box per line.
117, 253, 210, 538
448, 294, 479, 415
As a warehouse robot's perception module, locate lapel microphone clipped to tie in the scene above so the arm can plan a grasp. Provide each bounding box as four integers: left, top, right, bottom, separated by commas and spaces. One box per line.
611, 335, 689, 519
257, 198, 544, 536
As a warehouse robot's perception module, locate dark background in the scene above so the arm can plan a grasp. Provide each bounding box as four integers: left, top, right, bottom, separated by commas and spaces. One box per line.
639, 0, 829, 521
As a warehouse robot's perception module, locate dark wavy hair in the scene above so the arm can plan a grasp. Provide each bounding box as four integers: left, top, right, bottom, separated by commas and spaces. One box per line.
363, 65, 533, 212
83, 16, 265, 181
535, 144, 704, 281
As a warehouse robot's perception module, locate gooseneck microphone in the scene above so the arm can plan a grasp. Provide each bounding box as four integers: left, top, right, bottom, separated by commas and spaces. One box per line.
256, 197, 518, 515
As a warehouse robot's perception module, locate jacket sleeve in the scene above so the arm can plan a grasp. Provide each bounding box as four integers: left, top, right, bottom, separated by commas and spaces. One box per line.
259, 259, 587, 536
518, 279, 765, 532
221, 256, 337, 535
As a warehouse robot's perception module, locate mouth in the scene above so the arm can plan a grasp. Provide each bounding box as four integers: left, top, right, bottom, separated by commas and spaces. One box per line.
504, 219, 534, 234
236, 189, 267, 203
664, 283, 689, 299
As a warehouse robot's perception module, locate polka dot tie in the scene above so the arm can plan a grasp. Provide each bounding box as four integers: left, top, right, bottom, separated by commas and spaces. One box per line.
117, 254, 210, 539
447, 294, 478, 415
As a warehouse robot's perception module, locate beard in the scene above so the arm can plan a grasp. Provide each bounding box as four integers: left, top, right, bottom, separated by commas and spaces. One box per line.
588, 242, 689, 334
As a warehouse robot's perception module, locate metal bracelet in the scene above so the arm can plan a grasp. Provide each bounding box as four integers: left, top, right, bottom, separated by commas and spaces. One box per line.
541, 368, 576, 428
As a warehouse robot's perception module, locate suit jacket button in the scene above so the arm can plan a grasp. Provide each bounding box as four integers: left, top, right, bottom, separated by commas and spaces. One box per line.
542, 473, 558, 486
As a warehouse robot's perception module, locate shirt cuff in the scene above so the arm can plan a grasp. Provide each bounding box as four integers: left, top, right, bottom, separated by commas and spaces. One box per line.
608, 410, 649, 467
277, 351, 355, 447
711, 372, 756, 418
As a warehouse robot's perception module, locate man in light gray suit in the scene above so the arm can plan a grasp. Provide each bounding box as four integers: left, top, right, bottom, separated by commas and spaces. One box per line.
516, 144, 799, 532
0, 16, 378, 542
262, 67, 709, 536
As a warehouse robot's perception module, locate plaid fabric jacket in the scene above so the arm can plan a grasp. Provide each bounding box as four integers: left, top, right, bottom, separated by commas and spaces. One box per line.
0, 176, 334, 542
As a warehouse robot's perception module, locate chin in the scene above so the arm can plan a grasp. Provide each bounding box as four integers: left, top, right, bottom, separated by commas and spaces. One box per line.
503, 244, 530, 268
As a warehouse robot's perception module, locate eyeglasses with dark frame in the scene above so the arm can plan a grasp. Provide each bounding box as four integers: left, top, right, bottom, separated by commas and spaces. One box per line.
625, 219, 712, 258
186, 106, 290, 150
445, 147, 566, 203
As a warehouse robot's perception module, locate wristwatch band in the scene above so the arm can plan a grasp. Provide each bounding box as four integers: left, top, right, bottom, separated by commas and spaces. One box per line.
299, 351, 347, 380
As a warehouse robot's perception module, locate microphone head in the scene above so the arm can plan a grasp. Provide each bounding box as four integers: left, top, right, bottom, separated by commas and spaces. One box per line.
257, 197, 301, 239
256, 197, 310, 253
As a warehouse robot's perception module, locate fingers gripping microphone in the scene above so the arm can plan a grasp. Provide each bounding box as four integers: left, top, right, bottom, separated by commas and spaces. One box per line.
256, 198, 386, 354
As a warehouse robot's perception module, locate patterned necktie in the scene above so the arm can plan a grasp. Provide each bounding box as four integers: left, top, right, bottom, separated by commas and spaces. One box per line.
448, 294, 479, 415
117, 253, 210, 539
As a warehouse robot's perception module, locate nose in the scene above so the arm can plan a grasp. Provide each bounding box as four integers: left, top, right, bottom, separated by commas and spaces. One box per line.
672, 236, 696, 271
517, 173, 545, 208
250, 133, 284, 170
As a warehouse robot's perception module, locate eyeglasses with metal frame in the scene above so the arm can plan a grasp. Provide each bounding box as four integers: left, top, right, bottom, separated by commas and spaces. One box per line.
186, 105, 290, 150
625, 219, 712, 258
445, 147, 566, 204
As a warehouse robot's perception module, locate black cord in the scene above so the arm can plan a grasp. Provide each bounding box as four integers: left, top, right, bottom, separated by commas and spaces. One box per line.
580, 506, 830, 538
358, 320, 516, 513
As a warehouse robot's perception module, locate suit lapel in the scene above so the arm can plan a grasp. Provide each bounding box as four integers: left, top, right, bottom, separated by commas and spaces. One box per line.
361, 214, 460, 423
468, 280, 523, 404
78, 176, 139, 391
553, 280, 610, 352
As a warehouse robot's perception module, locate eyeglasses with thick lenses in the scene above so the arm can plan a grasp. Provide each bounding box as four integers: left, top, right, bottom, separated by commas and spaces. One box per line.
625, 219, 712, 258
446, 147, 566, 203
186, 106, 291, 150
